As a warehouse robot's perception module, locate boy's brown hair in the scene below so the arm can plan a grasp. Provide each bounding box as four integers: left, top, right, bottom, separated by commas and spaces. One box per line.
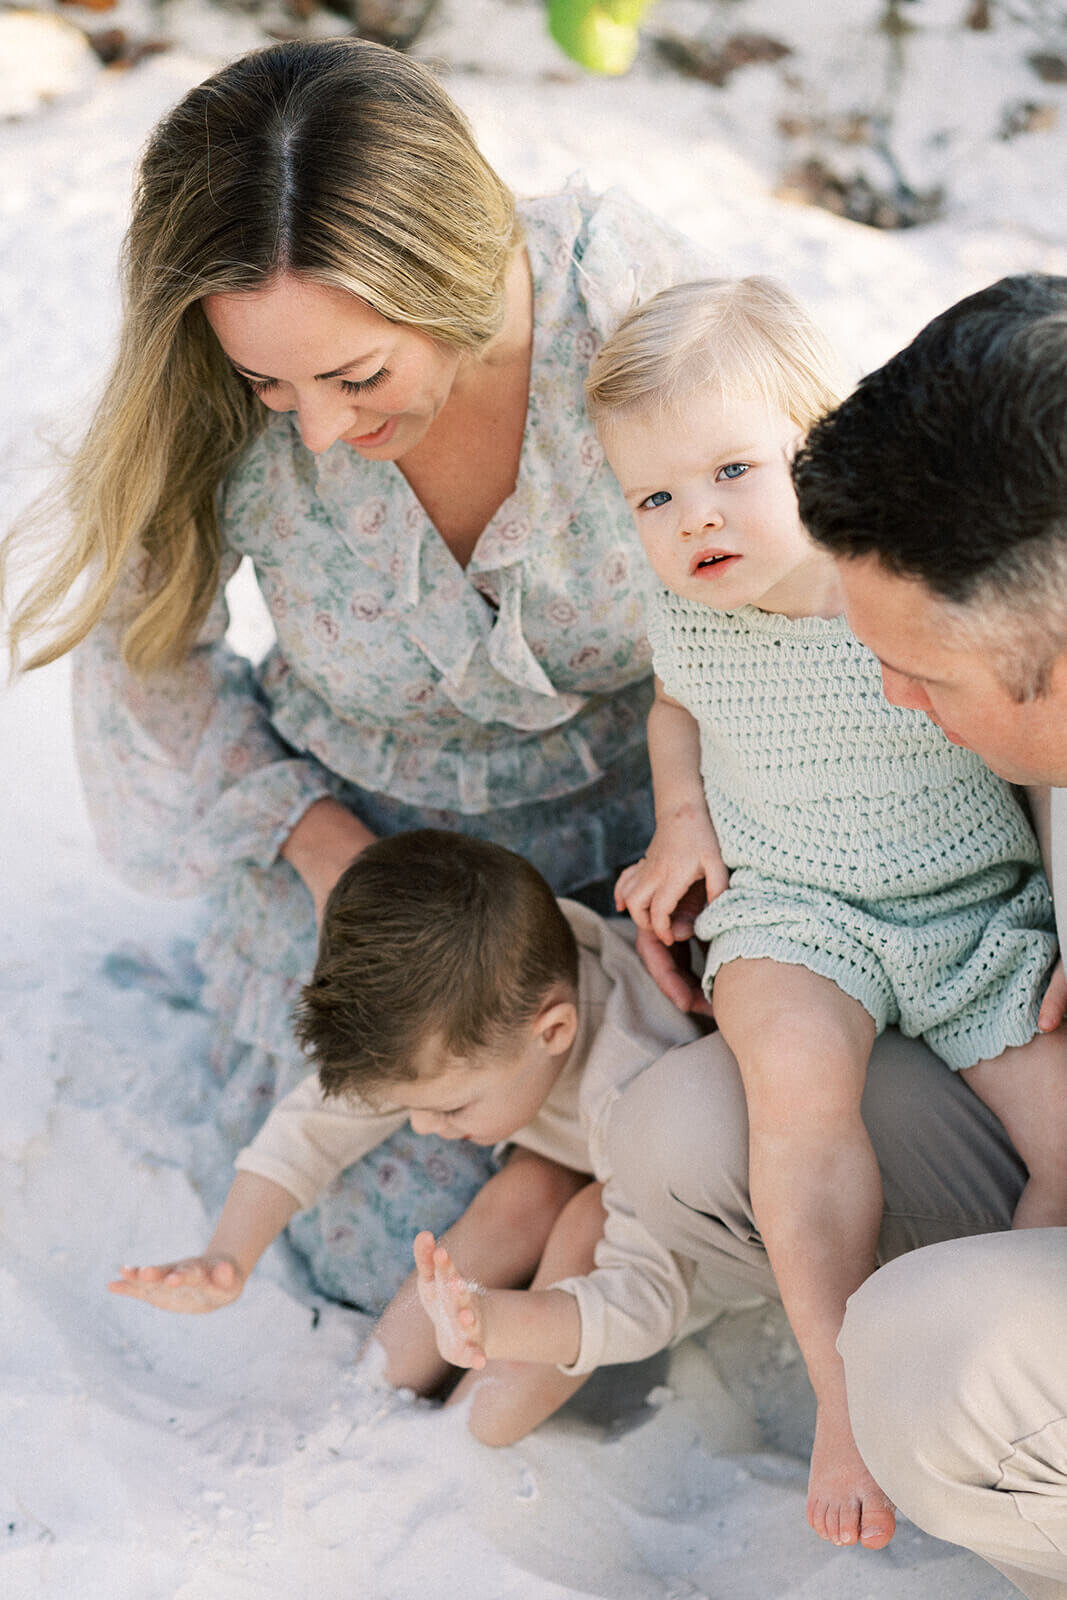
294, 830, 580, 1099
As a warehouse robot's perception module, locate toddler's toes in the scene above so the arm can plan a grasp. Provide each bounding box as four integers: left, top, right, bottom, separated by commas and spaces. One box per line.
859, 1496, 896, 1550
834, 1498, 862, 1547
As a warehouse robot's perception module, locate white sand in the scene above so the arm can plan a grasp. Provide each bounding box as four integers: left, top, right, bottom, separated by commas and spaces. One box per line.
3, 3, 1065, 1594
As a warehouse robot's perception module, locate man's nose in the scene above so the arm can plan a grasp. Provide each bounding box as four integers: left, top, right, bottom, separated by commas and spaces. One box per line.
881, 664, 931, 712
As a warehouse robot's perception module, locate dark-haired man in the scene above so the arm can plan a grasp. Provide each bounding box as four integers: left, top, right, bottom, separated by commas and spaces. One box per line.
794, 272, 1067, 1599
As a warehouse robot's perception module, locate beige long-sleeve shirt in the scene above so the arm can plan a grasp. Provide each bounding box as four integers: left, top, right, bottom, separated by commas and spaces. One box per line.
235, 900, 724, 1373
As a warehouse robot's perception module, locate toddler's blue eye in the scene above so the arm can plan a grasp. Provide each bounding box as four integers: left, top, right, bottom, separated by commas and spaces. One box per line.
719, 463, 748, 480
641, 490, 672, 509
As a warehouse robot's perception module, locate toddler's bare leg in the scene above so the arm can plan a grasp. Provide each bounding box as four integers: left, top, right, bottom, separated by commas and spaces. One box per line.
962, 1030, 1067, 1228
712, 958, 895, 1552
452, 1179, 608, 1446
373, 1150, 588, 1393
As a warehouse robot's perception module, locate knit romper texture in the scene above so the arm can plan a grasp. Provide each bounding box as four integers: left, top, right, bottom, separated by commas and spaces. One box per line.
648, 590, 1057, 1070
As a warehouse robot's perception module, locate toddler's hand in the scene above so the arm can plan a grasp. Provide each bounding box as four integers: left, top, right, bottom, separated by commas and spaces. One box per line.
413, 1231, 488, 1369
614, 814, 727, 944
108, 1256, 245, 1314
1039, 957, 1067, 1032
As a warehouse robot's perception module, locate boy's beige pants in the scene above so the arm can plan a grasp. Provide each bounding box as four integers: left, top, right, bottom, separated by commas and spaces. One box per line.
608, 1028, 1067, 1598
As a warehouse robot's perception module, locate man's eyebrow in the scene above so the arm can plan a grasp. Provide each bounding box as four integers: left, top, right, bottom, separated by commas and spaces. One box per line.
869, 650, 941, 685
229, 353, 385, 382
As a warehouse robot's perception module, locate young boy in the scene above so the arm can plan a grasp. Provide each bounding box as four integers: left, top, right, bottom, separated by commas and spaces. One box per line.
109, 830, 723, 1445
585, 277, 1063, 1550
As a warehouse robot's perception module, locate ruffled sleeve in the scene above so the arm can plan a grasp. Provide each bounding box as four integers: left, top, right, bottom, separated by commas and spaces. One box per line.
572, 182, 714, 340
71, 550, 335, 898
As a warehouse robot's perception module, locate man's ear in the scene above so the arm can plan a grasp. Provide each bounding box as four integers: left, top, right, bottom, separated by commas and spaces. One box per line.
533, 997, 579, 1058
1048, 650, 1067, 710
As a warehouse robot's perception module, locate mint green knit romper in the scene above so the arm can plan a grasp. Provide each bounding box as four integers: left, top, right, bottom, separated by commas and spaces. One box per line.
648, 591, 1057, 1071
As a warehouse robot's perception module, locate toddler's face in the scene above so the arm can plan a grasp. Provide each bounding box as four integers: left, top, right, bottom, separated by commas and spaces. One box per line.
604, 392, 821, 615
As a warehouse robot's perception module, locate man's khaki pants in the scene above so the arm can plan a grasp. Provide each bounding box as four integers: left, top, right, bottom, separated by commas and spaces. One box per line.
607, 1027, 1066, 1596
840, 1230, 1067, 1599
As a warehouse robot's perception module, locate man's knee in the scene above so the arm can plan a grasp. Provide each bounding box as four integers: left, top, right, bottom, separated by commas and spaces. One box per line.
841, 1233, 1067, 1544
608, 1036, 750, 1235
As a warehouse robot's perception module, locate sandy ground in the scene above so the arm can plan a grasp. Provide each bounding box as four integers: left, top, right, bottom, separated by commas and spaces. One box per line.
3, 3, 1066, 1595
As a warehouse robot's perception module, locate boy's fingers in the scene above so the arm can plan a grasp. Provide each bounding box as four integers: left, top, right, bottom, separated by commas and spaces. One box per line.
413, 1232, 436, 1275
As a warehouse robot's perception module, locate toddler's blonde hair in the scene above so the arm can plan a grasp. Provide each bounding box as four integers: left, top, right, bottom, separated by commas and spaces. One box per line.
585, 276, 846, 435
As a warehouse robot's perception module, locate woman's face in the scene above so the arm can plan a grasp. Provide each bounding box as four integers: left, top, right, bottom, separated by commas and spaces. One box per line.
203, 273, 464, 458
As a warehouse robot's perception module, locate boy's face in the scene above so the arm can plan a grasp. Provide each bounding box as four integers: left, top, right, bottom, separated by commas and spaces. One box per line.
603, 393, 823, 616
395, 1004, 576, 1146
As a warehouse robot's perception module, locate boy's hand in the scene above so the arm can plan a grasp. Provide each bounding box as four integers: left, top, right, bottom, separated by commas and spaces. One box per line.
413, 1232, 488, 1370
614, 811, 728, 944
108, 1255, 245, 1314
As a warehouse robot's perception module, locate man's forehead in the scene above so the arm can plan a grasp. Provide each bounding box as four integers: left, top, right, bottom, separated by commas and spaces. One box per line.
837, 555, 958, 649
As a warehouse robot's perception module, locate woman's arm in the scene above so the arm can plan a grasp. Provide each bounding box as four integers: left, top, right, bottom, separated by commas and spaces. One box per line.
72, 553, 338, 900
280, 796, 377, 923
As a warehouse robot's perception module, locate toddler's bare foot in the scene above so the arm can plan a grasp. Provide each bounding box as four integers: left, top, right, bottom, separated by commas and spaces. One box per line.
107, 1257, 243, 1314
413, 1231, 487, 1370
807, 1398, 896, 1550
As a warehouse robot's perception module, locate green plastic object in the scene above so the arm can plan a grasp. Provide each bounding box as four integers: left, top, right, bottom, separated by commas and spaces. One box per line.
547, 0, 655, 76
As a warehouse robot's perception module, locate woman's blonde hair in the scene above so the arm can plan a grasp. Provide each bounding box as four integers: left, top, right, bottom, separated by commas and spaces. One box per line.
585, 276, 846, 436
4, 39, 520, 675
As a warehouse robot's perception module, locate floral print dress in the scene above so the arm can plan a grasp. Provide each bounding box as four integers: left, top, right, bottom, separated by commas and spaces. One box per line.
72, 182, 710, 1309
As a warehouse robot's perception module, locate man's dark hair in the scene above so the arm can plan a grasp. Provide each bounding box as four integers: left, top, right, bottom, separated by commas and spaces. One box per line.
793, 274, 1067, 695
294, 830, 579, 1099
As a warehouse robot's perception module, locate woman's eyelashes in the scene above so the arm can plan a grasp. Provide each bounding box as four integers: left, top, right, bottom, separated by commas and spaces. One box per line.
241, 368, 390, 397
340, 368, 389, 396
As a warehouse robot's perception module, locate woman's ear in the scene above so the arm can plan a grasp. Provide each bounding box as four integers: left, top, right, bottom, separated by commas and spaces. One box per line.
533, 996, 579, 1058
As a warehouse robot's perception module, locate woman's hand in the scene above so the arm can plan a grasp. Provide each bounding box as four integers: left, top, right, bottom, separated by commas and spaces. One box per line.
281, 796, 377, 923
614, 808, 728, 944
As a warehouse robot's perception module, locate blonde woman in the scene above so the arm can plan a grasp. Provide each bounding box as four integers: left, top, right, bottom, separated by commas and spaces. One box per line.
4, 39, 708, 1308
